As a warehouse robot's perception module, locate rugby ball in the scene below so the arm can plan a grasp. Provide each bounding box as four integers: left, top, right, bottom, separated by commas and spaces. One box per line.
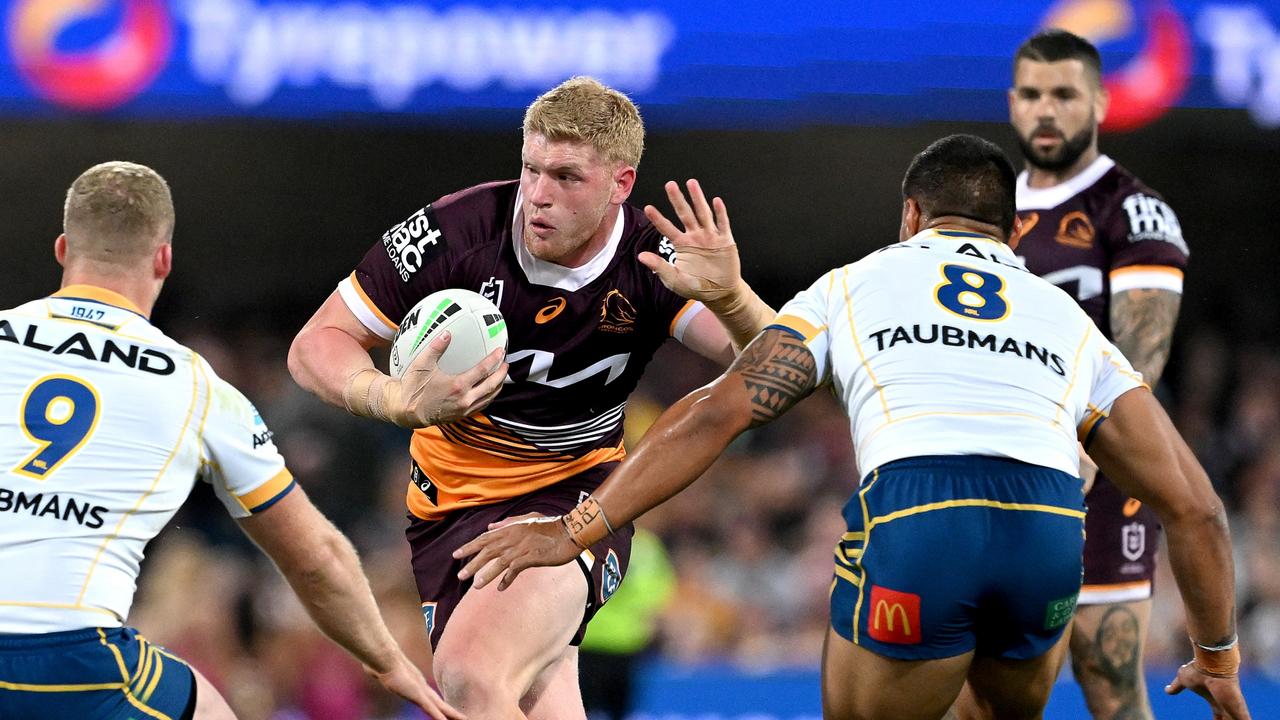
389, 289, 507, 377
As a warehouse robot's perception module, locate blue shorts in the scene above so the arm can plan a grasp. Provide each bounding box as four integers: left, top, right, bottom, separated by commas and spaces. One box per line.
830, 455, 1086, 661
0, 626, 196, 720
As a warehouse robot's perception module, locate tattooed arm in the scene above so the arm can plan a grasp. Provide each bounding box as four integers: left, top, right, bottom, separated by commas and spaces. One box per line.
1110, 288, 1181, 386
455, 329, 818, 589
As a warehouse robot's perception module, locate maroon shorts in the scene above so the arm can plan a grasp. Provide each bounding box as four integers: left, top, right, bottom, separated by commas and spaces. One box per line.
405, 461, 633, 649
1079, 472, 1160, 605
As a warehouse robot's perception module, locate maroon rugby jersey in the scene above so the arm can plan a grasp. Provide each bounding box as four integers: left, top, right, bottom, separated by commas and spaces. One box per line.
337, 181, 698, 520
1013, 155, 1188, 338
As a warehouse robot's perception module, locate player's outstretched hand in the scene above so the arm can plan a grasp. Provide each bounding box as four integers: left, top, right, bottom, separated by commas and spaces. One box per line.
391, 331, 507, 428
452, 515, 580, 591
366, 651, 466, 720
639, 179, 743, 308
1165, 661, 1251, 719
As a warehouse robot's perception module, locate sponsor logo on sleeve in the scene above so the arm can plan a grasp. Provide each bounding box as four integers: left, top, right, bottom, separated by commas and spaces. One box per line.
1121, 194, 1188, 254
867, 585, 922, 644
251, 429, 274, 449
383, 206, 447, 282
657, 237, 676, 263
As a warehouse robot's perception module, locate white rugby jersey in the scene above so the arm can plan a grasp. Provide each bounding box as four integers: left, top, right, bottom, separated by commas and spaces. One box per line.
0, 285, 294, 633
772, 230, 1146, 480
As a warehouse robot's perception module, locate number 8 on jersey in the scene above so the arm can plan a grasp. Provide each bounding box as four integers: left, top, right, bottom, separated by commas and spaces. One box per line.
934, 264, 1009, 321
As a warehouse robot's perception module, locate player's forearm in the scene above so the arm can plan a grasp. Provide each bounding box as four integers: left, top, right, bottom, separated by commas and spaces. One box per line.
1110, 288, 1181, 386
705, 283, 776, 351
1164, 500, 1237, 649
288, 324, 380, 408
595, 381, 751, 529
276, 527, 404, 673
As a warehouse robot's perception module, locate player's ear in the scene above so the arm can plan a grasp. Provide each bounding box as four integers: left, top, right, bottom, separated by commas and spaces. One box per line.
611, 164, 636, 205
54, 234, 68, 267
1094, 83, 1109, 125
153, 243, 172, 280
900, 197, 921, 241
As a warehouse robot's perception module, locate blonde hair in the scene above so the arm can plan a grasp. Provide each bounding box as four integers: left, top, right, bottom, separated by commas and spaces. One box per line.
63, 161, 174, 265
523, 77, 644, 168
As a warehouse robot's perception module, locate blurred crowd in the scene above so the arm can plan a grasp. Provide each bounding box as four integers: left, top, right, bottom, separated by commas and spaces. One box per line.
126, 316, 1280, 719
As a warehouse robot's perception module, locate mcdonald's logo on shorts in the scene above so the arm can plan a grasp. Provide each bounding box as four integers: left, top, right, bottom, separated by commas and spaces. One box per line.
867, 585, 922, 644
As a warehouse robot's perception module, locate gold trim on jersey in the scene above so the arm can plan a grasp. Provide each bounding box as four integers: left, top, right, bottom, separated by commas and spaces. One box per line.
1102, 349, 1150, 390
1054, 324, 1094, 426
75, 357, 201, 607
51, 285, 146, 316
349, 273, 399, 332
237, 469, 295, 513
406, 425, 625, 520
1078, 403, 1108, 442
772, 314, 826, 343
97, 629, 175, 720
851, 468, 882, 644
841, 267, 891, 422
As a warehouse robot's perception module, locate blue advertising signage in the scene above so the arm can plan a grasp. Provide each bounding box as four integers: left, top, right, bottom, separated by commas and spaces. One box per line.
3, 0, 1280, 128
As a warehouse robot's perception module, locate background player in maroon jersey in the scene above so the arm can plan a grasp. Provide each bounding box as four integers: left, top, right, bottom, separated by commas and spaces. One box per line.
288, 77, 774, 718
1004, 30, 1191, 720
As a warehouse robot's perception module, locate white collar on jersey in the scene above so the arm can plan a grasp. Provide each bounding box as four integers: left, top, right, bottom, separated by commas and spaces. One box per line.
510, 189, 626, 291
1015, 154, 1115, 210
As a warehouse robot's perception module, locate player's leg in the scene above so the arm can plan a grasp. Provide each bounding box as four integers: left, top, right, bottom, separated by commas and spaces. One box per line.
960, 623, 1073, 720
1070, 600, 1153, 720
1072, 476, 1157, 720
432, 561, 589, 719
822, 626, 972, 719
520, 645, 586, 720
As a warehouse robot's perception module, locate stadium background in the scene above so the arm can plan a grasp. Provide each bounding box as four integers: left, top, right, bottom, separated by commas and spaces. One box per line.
3, 0, 1280, 717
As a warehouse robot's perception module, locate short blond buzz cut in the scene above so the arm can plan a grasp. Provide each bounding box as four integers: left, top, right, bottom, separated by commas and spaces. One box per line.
523, 76, 645, 168
63, 161, 174, 265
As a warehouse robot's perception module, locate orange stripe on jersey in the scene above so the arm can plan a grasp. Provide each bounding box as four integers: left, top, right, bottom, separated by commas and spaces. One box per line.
773, 314, 826, 342
1077, 405, 1108, 443
348, 273, 398, 332
1080, 580, 1151, 593
52, 285, 146, 316
668, 299, 697, 337
406, 426, 625, 520
239, 468, 296, 512
1110, 265, 1183, 279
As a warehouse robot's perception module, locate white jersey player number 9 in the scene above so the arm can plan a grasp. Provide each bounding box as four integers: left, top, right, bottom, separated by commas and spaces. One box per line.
14, 374, 100, 480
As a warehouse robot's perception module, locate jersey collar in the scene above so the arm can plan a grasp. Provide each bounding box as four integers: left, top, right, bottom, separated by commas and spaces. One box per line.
1016, 154, 1115, 210
510, 190, 626, 291
51, 284, 148, 318
904, 229, 1020, 262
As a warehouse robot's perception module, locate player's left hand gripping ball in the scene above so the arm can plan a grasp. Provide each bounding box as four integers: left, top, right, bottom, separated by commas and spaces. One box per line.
640, 179, 743, 307
453, 515, 580, 591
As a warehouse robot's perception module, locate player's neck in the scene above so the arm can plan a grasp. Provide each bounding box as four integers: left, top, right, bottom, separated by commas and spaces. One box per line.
557, 205, 620, 269
921, 217, 1006, 243
60, 269, 159, 318
1024, 145, 1101, 189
